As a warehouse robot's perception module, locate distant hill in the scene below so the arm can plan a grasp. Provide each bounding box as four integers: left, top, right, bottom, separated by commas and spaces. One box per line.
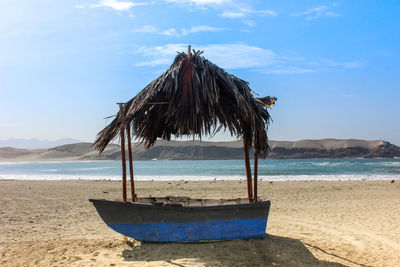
1, 139, 399, 162
0, 138, 82, 149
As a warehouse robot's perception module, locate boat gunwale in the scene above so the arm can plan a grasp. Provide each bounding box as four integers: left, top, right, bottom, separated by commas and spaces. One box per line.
89, 198, 270, 211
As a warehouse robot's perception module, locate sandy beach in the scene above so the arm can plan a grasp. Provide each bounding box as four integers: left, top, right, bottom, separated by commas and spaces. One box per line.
1, 179, 399, 266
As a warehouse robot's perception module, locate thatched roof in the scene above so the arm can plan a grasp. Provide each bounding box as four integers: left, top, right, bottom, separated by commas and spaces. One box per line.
94, 47, 275, 158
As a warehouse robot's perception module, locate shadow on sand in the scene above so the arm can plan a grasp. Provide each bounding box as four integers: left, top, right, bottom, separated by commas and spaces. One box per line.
122, 234, 354, 266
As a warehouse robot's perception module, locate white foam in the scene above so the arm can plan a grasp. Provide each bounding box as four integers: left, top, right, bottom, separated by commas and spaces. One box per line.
311, 162, 349, 166
0, 174, 121, 180
0, 173, 398, 181
311, 162, 330, 166
380, 162, 400, 167
0, 160, 114, 165
73, 167, 114, 171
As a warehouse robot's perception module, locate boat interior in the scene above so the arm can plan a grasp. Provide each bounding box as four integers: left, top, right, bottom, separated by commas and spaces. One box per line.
132, 196, 262, 207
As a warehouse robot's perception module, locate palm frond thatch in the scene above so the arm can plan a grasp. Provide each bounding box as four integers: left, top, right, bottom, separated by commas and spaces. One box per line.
94, 49, 275, 158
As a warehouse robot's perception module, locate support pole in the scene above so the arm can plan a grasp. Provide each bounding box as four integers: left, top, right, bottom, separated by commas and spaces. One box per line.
118, 103, 127, 202
253, 150, 258, 202
126, 124, 136, 202
243, 139, 253, 202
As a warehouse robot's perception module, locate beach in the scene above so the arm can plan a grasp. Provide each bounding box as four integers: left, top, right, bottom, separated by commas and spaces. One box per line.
1, 179, 399, 266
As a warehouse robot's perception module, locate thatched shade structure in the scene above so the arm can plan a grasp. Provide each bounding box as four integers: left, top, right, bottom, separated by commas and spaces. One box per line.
94, 46, 276, 202
95, 48, 273, 155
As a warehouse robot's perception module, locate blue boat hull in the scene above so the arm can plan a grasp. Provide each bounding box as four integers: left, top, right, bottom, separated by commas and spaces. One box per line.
89, 199, 270, 242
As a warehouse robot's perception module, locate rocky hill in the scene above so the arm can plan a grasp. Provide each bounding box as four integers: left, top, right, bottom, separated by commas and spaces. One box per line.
1, 139, 399, 161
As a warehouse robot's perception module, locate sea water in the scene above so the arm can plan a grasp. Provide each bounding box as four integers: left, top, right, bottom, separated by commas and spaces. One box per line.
0, 158, 399, 181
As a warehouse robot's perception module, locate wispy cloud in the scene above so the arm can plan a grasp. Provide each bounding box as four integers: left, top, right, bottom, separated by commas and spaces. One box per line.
292, 5, 340, 20
220, 10, 245, 18
164, 0, 230, 8
133, 25, 158, 33
164, 0, 276, 21
261, 67, 315, 74
220, 8, 276, 18
133, 25, 228, 37
135, 43, 276, 69
182, 25, 227, 35
96, 1, 139, 11
76, 0, 149, 12
134, 43, 366, 74
318, 59, 366, 69
76, 1, 275, 24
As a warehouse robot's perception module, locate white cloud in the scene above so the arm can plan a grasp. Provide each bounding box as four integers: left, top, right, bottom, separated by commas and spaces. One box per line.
165, 0, 229, 6
190, 0, 227, 4
135, 43, 276, 69
292, 5, 340, 20
165, 0, 276, 21
132, 25, 158, 33
220, 11, 245, 18
256, 10, 277, 16
182, 25, 227, 35
220, 8, 276, 18
134, 43, 366, 74
132, 25, 227, 37
89, 0, 149, 11
161, 28, 179, 36
260, 68, 315, 74
203, 44, 276, 69
78, 0, 275, 24
320, 59, 366, 69
242, 20, 256, 27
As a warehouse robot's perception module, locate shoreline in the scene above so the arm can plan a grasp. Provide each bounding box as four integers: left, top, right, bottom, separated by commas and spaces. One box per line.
1, 179, 400, 266
1, 175, 399, 181
1, 158, 399, 183
1, 156, 400, 163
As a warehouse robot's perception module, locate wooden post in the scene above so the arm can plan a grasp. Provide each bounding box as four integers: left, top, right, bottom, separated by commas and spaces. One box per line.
253, 150, 258, 202
118, 103, 127, 202
126, 124, 136, 202
243, 139, 253, 202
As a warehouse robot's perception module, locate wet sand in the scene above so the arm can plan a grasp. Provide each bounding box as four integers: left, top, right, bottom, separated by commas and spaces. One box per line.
1, 180, 399, 266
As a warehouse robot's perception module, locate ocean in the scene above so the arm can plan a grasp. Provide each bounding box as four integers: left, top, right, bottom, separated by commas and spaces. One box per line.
0, 158, 399, 181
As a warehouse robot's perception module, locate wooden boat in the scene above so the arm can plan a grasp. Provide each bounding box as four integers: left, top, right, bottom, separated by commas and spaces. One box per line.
89, 46, 276, 243
89, 197, 271, 242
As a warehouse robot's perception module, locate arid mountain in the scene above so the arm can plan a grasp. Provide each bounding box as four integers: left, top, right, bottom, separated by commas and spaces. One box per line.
1, 139, 399, 162
0, 138, 82, 149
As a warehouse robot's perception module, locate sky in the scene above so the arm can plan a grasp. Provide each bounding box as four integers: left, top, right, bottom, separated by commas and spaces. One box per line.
1, 0, 400, 145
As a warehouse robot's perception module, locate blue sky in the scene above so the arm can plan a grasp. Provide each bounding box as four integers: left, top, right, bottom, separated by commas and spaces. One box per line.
1, 0, 399, 145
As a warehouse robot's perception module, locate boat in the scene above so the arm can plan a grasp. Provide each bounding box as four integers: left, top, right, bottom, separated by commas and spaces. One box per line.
90, 197, 271, 242
89, 46, 276, 242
